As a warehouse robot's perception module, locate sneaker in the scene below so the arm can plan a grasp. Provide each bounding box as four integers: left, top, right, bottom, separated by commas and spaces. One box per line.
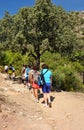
36, 99, 39, 103
43, 103, 48, 108
48, 102, 52, 108
32, 94, 35, 99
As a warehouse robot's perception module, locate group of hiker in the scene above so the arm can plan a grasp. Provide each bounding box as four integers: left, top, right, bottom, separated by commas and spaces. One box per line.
21, 63, 52, 108
4, 63, 52, 108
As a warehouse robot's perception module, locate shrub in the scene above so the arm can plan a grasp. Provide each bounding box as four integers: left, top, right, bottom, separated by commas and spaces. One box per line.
41, 51, 83, 91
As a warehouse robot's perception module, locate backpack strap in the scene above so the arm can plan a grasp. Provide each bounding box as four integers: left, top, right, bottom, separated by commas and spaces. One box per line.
41, 69, 48, 76
41, 69, 48, 84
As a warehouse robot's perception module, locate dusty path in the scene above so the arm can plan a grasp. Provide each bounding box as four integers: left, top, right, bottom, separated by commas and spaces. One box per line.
0, 73, 84, 130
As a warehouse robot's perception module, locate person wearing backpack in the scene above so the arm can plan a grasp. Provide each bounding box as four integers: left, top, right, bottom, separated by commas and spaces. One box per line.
41, 64, 52, 108
25, 65, 30, 88
8, 64, 14, 79
32, 66, 40, 103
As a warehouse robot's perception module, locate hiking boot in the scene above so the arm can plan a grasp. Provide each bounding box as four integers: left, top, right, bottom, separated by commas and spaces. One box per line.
48, 102, 52, 108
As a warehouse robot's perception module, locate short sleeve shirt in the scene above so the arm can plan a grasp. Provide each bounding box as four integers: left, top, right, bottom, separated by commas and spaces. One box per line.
41, 69, 52, 83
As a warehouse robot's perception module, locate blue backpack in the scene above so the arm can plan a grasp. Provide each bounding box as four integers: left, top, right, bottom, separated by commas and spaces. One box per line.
38, 69, 48, 87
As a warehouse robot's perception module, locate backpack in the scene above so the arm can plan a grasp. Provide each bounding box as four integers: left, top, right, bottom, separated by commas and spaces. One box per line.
38, 69, 48, 87
28, 70, 34, 84
33, 70, 39, 84
40, 69, 48, 85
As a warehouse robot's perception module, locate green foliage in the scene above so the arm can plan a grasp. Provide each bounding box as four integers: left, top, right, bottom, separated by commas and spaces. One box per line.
1, 51, 23, 75
72, 62, 84, 73
0, 0, 79, 69
1, 50, 36, 75
41, 51, 83, 92
2, 51, 13, 65
53, 65, 82, 91
0, 66, 4, 72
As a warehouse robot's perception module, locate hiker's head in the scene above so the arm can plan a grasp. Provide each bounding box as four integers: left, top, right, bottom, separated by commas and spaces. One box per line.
42, 64, 48, 69
33, 65, 37, 70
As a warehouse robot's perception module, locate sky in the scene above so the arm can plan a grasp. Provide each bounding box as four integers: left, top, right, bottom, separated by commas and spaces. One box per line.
0, 0, 84, 19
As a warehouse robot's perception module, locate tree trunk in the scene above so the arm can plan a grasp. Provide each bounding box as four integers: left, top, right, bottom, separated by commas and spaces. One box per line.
36, 45, 40, 70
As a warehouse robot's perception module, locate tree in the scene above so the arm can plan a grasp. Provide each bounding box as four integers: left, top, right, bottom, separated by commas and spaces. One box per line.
27, 0, 55, 68
10, 7, 33, 54
28, 0, 78, 68
0, 0, 78, 69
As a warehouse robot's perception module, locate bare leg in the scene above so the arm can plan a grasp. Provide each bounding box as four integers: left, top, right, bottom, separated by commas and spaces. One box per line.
34, 89, 38, 99
47, 93, 52, 107
44, 93, 48, 107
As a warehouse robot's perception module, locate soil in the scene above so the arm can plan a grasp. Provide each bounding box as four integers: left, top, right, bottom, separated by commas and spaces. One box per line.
0, 73, 84, 130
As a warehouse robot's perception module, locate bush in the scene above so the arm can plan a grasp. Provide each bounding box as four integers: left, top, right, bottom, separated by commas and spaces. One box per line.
53, 65, 82, 91
52, 69, 65, 91
1, 50, 36, 75
72, 62, 84, 73
41, 52, 82, 91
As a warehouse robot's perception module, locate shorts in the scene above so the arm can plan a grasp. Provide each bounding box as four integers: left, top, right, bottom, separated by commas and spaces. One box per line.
42, 83, 51, 93
26, 77, 28, 82
32, 81, 39, 89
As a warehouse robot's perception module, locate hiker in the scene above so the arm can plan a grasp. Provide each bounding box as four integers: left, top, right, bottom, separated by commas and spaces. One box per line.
8, 64, 14, 79
28, 66, 34, 89
25, 65, 30, 88
40, 64, 52, 107
4, 64, 8, 73
22, 69, 26, 84
11, 69, 16, 80
32, 66, 40, 103
21, 64, 26, 84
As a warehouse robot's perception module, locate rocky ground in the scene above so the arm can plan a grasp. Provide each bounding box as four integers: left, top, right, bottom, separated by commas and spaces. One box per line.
0, 73, 84, 130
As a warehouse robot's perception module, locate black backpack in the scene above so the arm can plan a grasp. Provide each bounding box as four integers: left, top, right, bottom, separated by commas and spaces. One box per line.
40, 69, 48, 85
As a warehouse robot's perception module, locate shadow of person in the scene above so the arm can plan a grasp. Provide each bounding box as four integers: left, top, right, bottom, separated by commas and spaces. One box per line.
50, 96, 55, 102
38, 89, 55, 104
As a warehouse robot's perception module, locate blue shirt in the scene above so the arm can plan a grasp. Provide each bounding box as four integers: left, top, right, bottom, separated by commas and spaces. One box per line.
25, 67, 30, 77
41, 69, 52, 83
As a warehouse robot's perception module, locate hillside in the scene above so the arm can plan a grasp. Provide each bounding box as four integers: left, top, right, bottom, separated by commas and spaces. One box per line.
75, 11, 84, 41
0, 72, 84, 130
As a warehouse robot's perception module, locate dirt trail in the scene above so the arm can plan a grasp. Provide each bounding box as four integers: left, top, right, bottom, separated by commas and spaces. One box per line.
0, 73, 84, 130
